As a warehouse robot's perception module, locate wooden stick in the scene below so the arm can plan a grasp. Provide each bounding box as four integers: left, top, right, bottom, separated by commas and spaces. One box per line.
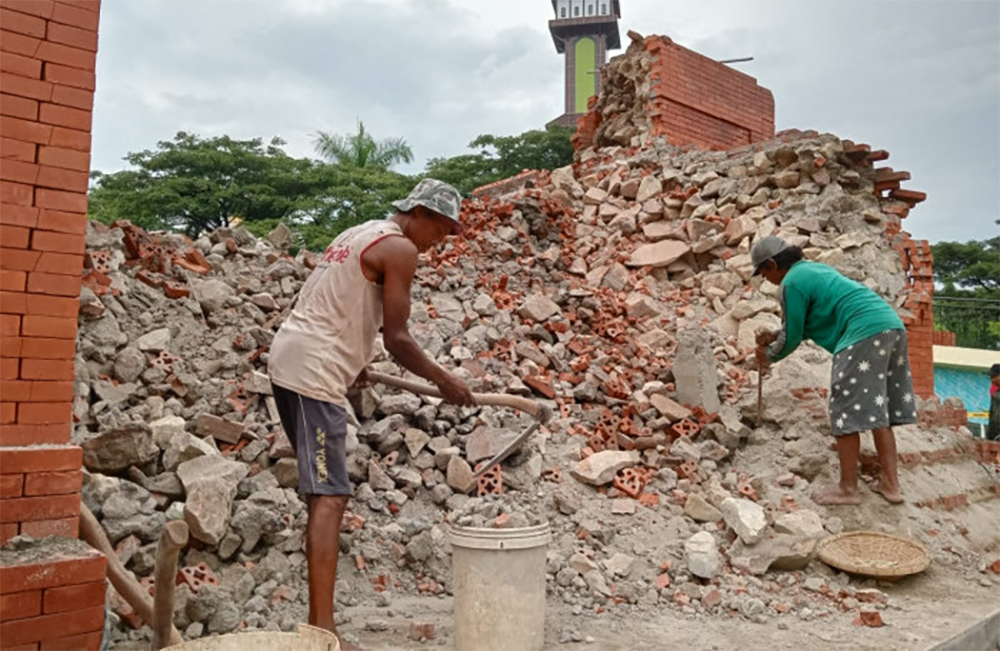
368, 372, 552, 422
79, 504, 184, 648
152, 520, 188, 651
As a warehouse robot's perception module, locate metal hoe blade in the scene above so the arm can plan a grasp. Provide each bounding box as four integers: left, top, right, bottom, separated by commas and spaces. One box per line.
471, 421, 541, 480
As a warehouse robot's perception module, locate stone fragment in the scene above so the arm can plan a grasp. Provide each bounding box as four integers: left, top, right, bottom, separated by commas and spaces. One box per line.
625, 240, 691, 268
774, 510, 826, 540
465, 427, 521, 464
517, 294, 561, 322
684, 493, 723, 522
136, 327, 171, 352
721, 498, 767, 545
570, 450, 639, 486
649, 394, 692, 422
635, 175, 663, 203
150, 415, 187, 448
404, 428, 431, 458
446, 456, 475, 493
196, 413, 244, 444
82, 423, 158, 474
673, 327, 720, 413
685, 531, 721, 579
193, 279, 235, 313
113, 347, 146, 383
184, 477, 235, 546
729, 535, 817, 575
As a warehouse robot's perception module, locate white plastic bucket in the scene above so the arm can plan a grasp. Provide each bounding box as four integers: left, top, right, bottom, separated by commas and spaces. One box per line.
450, 522, 552, 651
164, 624, 339, 651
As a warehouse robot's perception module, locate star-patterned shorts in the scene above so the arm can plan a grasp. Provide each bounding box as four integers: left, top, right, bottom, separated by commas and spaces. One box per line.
829, 329, 918, 436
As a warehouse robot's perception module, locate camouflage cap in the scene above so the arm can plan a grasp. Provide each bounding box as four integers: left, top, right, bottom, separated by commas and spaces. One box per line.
392, 178, 464, 234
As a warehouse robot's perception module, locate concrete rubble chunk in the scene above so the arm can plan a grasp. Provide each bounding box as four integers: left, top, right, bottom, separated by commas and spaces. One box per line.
404, 428, 431, 458
625, 240, 691, 269
82, 423, 158, 474
446, 456, 475, 493
635, 175, 663, 204
674, 327, 720, 413
466, 427, 521, 464
729, 535, 817, 575
136, 327, 171, 352
184, 477, 235, 546
196, 413, 244, 444
266, 222, 293, 250
721, 498, 768, 545
430, 295, 464, 322
571, 450, 639, 486
684, 493, 723, 522
150, 415, 187, 449
774, 510, 826, 540
517, 294, 561, 322
193, 279, 235, 314
685, 531, 721, 579
649, 394, 692, 422
569, 552, 598, 574
176, 454, 249, 493
163, 432, 218, 472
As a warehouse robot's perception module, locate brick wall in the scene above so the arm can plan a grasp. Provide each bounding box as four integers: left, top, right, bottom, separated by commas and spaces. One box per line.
644, 35, 773, 150
932, 330, 956, 347
0, 0, 105, 648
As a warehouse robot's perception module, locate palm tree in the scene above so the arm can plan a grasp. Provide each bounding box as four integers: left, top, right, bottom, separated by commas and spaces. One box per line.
313, 121, 414, 170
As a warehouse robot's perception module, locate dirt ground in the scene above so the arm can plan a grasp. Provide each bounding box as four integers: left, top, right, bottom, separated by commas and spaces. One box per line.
341, 566, 999, 651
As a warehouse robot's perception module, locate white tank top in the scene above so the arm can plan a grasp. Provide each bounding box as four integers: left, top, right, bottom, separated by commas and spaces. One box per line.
268, 219, 404, 405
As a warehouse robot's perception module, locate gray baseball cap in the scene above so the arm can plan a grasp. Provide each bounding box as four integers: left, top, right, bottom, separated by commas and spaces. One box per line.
750, 236, 790, 276
392, 178, 464, 234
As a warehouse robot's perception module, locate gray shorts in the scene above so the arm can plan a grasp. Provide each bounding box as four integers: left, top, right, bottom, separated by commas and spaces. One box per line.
829, 329, 918, 436
271, 383, 352, 496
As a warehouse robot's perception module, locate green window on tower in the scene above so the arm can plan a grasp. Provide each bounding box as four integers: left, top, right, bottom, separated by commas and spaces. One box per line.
574, 37, 596, 113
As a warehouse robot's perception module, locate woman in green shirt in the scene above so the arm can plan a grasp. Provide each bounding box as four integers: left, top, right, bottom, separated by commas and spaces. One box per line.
751, 236, 917, 506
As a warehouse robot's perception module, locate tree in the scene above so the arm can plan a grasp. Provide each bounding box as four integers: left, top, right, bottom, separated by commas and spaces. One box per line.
88, 132, 330, 236
313, 121, 413, 170
243, 165, 416, 252
424, 124, 574, 195
931, 235, 1000, 350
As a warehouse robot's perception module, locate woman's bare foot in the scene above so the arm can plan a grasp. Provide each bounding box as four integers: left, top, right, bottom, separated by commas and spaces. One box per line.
869, 477, 903, 504
810, 483, 862, 506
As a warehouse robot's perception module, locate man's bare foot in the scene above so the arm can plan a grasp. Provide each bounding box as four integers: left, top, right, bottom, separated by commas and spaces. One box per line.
810, 483, 862, 506
869, 477, 903, 504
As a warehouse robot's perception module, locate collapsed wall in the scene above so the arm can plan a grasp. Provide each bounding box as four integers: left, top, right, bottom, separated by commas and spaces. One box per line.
61, 122, 999, 645
3, 29, 988, 648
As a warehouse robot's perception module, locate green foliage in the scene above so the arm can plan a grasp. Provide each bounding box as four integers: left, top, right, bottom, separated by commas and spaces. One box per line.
88, 132, 415, 250
425, 124, 574, 195
931, 236, 1000, 350
86, 123, 574, 252
931, 236, 999, 291
313, 121, 413, 170
88, 132, 330, 237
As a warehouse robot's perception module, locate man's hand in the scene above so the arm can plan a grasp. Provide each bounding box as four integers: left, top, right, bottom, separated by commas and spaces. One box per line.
755, 345, 772, 374
755, 329, 778, 347
352, 367, 372, 389
436, 373, 475, 407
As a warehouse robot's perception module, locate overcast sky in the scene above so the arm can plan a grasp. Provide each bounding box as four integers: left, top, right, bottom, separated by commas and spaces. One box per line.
90, 0, 999, 244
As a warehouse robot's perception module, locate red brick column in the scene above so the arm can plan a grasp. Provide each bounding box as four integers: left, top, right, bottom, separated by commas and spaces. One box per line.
0, 1, 105, 648
643, 35, 774, 150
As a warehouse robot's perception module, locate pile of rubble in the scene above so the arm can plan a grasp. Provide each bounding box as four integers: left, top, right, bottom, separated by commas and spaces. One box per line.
63, 55, 1000, 649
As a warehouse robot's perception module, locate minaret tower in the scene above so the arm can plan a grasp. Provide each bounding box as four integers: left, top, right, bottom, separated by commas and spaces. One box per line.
548, 0, 622, 127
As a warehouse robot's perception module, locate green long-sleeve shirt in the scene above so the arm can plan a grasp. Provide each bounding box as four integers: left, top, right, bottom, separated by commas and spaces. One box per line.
766, 261, 904, 362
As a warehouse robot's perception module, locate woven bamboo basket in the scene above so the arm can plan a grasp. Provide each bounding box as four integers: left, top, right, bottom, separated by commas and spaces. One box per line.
817, 531, 930, 579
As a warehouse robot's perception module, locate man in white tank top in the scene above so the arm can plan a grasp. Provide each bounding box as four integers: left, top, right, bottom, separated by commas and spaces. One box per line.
268, 179, 474, 646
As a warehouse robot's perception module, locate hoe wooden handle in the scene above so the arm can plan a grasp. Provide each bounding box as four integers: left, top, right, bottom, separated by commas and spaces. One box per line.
368, 372, 552, 423
79, 504, 184, 649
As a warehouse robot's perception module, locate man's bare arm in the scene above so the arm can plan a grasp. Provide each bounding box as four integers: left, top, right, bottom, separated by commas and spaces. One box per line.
363, 236, 474, 405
